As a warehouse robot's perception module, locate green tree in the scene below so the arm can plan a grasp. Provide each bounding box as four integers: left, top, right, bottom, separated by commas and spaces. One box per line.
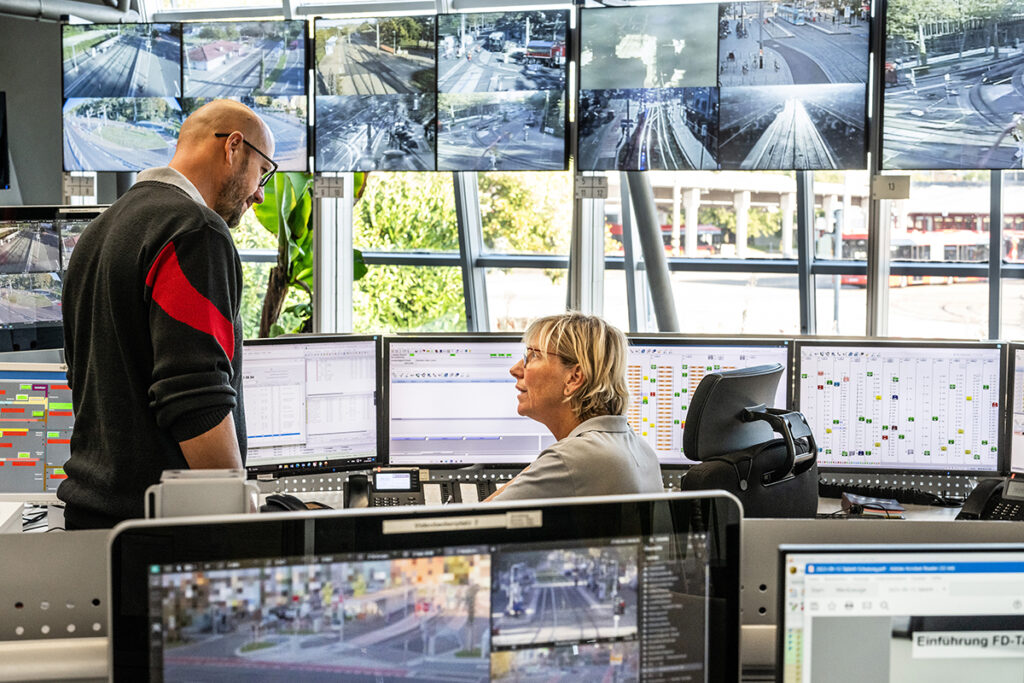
886, 0, 957, 66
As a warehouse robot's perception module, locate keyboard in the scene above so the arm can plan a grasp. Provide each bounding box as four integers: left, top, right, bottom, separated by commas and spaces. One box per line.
818, 480, 964, 507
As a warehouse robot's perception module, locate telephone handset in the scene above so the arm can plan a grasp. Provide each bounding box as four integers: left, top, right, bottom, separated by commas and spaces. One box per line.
956, 476, 1024, 521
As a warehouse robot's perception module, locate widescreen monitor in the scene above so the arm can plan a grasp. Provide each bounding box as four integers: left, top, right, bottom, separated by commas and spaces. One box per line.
110, 492, 742, 681
578, 1, 868, 171
182, 20, 309, 171
794, 340, 1005, 475
62, 23, 181, 98
0, 205, 105, 351
780, 544, 1024, 682
1007, 343, 1024, 474
436, 10, 569, 172
242, 335, 381, 478
314, 16, 437, 172
626, 336, 791, 466
385, 335, 550, 467
882, 0, 1024, 169
0, 362, 73, 494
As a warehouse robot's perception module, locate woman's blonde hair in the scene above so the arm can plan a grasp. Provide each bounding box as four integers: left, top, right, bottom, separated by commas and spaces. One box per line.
523, 312, 629, 420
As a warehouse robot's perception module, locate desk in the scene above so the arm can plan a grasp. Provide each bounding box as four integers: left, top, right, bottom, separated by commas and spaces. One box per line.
817, 497, 961, 520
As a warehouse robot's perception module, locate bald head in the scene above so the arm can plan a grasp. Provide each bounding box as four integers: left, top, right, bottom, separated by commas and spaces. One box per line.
177, 99, 273, 153
169, 100, 276, 228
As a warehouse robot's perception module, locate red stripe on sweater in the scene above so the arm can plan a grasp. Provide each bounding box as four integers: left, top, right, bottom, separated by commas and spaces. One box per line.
145, 242, 235, 362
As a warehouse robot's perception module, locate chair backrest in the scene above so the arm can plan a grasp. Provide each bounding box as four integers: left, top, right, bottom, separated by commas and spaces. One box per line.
681, 364, 818, 518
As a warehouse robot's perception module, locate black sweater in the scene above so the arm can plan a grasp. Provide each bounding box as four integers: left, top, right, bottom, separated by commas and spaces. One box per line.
58, 180, 246, 529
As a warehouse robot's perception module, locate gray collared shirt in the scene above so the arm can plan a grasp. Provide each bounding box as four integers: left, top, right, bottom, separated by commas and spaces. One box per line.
136, 167, 207, 208
492, 414, 664, 501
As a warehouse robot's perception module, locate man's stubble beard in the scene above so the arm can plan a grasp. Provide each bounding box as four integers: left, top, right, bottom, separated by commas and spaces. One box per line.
213, 167, 248, 228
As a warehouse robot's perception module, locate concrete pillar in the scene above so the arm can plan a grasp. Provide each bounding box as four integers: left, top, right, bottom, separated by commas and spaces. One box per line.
671, 178, 681, 255
684, 188, 700, 257
781, 192, 795, 258
734, 190, 750, 258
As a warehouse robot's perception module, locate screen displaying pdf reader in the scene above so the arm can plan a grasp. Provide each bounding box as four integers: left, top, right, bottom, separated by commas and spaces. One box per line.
780, 545, 1024, 683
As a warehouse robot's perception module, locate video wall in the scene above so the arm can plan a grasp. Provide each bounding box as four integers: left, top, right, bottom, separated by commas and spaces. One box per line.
60, 21, 307, 173
59, 2, 1024, 175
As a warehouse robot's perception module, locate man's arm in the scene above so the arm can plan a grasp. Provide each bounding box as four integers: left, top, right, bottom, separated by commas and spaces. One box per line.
179, 413, 243, 470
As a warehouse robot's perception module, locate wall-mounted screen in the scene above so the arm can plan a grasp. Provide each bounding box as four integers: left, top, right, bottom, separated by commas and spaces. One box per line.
717, 1, 868, 170
579, 4, 719, 171
314, 16, 436, 172
62, 97, 182, 172
62, 23, 181, 98
183, 20, 308, 171
437, 10, 568, 172
579, 1, 868, 171
882, 0, 1024, 169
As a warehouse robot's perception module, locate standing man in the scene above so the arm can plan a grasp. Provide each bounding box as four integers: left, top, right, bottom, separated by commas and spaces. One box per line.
58, 100, 276, 529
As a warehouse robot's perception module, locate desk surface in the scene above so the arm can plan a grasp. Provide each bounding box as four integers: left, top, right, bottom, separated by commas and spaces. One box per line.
816, 497, 961, 520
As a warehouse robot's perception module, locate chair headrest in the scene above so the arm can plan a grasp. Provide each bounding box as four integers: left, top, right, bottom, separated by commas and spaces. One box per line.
682, 363, 784, 462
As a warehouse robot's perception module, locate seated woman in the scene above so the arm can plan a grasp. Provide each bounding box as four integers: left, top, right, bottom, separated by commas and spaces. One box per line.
487, 312, 663, 501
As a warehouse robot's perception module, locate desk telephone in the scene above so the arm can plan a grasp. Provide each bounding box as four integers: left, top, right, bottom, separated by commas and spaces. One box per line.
956, 476, 1024, 521
343, 470, 499, 508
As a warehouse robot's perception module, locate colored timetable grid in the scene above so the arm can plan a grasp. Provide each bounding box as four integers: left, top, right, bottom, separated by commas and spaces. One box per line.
0, 365, 73, 494
797, 344, 1002, 472
625, 342, 789, 466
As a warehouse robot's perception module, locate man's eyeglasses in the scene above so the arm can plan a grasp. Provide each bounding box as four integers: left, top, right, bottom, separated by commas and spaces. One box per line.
214, 133, 277, 187
522, 346, 574, 368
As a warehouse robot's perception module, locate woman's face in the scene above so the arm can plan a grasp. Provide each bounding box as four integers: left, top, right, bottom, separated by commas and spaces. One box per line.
509, 342, 575, 425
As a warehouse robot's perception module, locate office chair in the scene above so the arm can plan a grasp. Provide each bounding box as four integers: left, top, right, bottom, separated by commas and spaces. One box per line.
680, 363, 818, 518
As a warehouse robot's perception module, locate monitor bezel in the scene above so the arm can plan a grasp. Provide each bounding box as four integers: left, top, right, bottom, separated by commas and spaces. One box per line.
776, 541, 1024, 682
383, 332, 530, 469
109, 491, 742, 681
241, 333, 383, 477
794, 338, 1008, 477
1006, 342, 1024, 475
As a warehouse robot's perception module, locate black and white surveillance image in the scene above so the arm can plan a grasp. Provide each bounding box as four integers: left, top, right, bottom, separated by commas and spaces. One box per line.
437, 90, 565, 171
883, 0, 1024, 169
183, 21, 305, 98
62, 97, 181, 172
579, 3, 719, 90
184, 95, 308, 171
578, 87, 719, 171
62, 23, 181, 98
437, 11, 568, 94
315, 17, 435, 97
719, 84, 866, 169
316, 94, 435, 172
489, 545, 638, 649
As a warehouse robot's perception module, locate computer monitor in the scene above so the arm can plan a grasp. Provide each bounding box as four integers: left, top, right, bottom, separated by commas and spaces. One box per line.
0, 205, 105, 352
0, 91, 9, 191
109, 491, 742, 681
62, 23, 182, 98
0, 361, 73, 494
242, 335, 381, 478
794, 340, 1005, 475
779, 543, 1024, 682
385, 335, 547, 467
1007, 343, 1024, 475
626, 336, 791, 466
